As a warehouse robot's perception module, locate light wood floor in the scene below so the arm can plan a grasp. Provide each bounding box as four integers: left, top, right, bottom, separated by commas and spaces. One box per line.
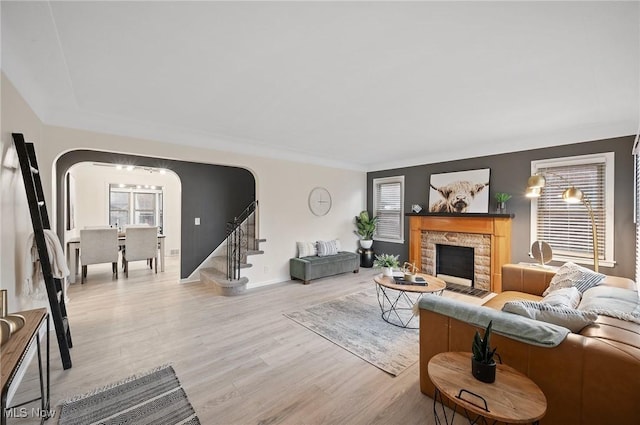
10, 258, 483, 425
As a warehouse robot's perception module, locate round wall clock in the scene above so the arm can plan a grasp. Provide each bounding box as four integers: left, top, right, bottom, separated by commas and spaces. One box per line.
308, 187, 332, 216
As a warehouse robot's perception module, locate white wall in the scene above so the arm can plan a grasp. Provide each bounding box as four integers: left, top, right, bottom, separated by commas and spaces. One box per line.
240, 157, 365, 286
45, 126, 365, 288
1, 73, 46, 311
68, 163, 181, 256
2, 73, 366, 305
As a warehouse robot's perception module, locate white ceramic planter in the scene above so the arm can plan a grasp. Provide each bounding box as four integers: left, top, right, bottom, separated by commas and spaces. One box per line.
382, 267, 394, 277
360, 240, 373, 249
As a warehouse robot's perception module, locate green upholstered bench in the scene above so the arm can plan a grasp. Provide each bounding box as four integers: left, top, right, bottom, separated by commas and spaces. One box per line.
290, 251, 359, 284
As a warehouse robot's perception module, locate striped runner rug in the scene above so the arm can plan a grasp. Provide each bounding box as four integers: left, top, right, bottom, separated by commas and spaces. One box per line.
56, 365, 199, 425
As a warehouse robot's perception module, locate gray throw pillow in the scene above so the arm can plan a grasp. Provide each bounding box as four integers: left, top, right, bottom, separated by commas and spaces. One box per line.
503, 300, 597, 333
317, 240, 340, 256
541, 286, 582, 309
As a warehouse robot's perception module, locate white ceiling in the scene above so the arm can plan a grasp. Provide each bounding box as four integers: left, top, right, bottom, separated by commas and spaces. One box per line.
2, 1, 639, 171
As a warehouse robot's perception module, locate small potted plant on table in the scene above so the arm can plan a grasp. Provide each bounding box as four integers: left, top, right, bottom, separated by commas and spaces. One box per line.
471, 320, 497, 383
373, 253, 400, 277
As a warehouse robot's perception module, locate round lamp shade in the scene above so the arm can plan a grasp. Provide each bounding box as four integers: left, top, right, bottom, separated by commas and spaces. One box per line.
525, 187, 542, 198
527, 175, 546, 188
562, 187, 583, 203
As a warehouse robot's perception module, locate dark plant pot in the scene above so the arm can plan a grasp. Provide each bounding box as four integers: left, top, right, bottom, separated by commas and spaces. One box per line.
471, 357, 496, 383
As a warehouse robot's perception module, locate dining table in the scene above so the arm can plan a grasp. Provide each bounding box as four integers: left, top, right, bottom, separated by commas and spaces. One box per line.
66, 234, 166, 284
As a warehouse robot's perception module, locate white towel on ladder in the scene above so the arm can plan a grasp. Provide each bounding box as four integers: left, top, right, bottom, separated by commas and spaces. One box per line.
24, 230, 70, 300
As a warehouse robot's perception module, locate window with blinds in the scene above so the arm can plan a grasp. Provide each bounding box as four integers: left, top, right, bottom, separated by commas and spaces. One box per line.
530, 153, 614, 267
373, 176, 404, 243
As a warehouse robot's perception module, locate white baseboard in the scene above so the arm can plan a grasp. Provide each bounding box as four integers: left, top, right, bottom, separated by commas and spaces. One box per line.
247, 277, 288, 289
179, 277, 201, 284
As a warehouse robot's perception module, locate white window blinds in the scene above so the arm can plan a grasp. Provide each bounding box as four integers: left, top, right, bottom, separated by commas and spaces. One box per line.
635, 154, 640, 282
373, 176, 404, 242
532, 154, 613, 265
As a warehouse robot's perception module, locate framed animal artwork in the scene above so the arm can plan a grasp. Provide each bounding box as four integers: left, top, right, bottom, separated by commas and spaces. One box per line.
428, 169, 490, 213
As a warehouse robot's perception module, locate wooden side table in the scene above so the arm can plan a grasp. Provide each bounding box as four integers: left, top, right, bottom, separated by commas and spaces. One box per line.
428, 352, 546, 425
1, 309, 50, 425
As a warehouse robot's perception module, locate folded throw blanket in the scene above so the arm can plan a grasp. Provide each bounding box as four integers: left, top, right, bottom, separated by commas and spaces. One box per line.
579, 286, 640, 324
419, 295, 569, 347
24, 230, 70, 300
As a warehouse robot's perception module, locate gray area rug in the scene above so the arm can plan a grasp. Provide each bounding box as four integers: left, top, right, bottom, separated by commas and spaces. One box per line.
56, 365, 200, 425
284, 288, 418, 376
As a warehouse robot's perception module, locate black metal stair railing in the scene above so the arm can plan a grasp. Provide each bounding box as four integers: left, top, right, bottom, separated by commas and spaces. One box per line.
226, 201, 258, 280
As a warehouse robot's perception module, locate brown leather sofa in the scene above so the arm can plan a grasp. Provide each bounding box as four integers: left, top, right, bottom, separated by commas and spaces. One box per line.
419, 263, 640, 424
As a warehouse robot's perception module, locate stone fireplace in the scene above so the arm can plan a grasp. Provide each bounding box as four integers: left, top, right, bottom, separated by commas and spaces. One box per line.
408, 214, 513, 293
424, 231, 491, 290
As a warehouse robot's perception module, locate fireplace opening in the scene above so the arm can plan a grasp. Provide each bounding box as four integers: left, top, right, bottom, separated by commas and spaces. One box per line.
436, 244, 474, 287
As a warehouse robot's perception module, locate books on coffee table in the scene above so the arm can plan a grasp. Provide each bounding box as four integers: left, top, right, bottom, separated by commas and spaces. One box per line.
393, 276, 427, 286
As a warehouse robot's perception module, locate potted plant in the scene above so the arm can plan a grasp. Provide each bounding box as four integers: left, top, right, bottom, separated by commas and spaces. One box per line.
495, 193, 512, 214
373, 253, 400, 277
471, 320, 497, 383
354, 210, 378, 249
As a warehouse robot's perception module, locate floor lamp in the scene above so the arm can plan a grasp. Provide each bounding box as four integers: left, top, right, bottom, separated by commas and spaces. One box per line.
526, 174, 599, 272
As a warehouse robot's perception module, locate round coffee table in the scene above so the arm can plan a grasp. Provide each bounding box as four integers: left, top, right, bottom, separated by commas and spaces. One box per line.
374, 273, 446, 328
428, 352, 547, 424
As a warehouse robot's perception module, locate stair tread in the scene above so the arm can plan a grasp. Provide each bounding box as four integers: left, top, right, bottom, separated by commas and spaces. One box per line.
201, 263, 251, 278
200, 267, 226, 278
209, 257, 252, 268
200, 267, 249, 286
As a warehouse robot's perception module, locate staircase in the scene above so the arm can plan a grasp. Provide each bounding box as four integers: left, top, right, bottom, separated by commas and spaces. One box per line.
199, 201, 265, 295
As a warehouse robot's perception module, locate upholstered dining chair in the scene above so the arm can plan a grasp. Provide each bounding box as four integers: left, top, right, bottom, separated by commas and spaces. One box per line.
79, 228, 119, 283
122, 226, 158, 277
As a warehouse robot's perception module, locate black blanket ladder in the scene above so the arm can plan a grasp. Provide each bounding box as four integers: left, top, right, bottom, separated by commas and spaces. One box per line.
13, 133, 73, 369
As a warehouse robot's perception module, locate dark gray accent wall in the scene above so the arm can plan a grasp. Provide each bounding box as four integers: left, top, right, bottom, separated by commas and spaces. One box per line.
56, 150, 255, 279
368, 135, 635, 279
